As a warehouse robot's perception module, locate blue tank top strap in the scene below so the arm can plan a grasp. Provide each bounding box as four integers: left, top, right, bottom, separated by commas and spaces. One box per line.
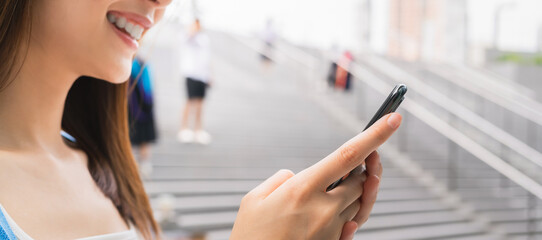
61, 130, 77, 143
0, 208, 16, 240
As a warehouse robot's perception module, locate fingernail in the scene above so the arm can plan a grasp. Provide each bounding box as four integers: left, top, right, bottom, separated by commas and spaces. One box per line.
371, 175, 380, 197
387, 113, 402, 129
372, 175, 380, 183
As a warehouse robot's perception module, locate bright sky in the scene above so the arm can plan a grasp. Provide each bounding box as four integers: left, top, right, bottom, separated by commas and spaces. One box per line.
468, 0, 542, 52
166, 0, 362, 50
164, 0, 542, 53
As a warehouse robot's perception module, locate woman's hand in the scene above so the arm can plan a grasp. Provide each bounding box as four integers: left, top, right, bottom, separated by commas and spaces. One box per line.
339, 151, 384, 240
230, 113, 402, 240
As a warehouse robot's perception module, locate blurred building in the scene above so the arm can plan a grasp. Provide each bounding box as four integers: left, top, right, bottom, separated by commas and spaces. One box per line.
387, 0, 467, 63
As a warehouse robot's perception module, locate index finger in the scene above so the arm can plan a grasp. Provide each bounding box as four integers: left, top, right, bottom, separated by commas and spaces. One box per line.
299, 113, 401, 190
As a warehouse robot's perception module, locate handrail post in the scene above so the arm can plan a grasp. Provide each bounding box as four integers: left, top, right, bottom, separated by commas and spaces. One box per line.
477, 95, 486, 118
527, 121, 539, 152
504, 106, 512, 136
356, 80, 366, 121
527, 193, 537, 240
447, 139, 458, 191
399, 112, 409, 152
499, 145, 510, 189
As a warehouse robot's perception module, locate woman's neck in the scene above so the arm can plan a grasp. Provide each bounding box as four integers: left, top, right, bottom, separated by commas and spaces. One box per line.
0, 49, 79, 157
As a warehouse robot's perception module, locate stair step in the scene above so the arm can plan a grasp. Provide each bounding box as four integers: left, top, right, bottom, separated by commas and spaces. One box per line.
482, 209, 542, 222
362, 211, 466, 231
494, 221, 542, 235
145, 178, 421, 196
150, 187, 439, 214
146, 166, 408, 180
354, 222, 486, 240
173, 199, 455, 231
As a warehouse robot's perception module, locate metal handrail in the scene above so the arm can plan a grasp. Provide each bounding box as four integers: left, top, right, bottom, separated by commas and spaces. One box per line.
247, 38, 542, 199
361, 56, 542, 167
464, 65, 537, 99
266, 41, 542, 170
351, 64, 542, 199
426, 63, 542, 127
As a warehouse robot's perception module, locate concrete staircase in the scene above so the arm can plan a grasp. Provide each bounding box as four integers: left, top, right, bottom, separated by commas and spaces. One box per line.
140, 28, 540, 239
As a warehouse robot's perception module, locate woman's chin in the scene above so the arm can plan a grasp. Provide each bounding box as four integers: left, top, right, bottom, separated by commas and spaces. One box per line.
107, 62, 132, 84
86, 64, 132, 84
107, 74, 131, 84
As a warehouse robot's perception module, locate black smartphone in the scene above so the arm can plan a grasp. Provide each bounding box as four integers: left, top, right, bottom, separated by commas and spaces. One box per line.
326, 84, 407, 191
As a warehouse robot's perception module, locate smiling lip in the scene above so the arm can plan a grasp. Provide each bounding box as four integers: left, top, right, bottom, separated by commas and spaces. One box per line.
110, 23, 139, 50
108, 11, 153, 30
107, 11, 153, 50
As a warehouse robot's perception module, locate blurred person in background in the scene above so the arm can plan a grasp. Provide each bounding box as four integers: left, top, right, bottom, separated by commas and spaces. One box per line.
335, 51, 354, 91
0, 0, 400, 239
327, 45, 340, 88
128, 55, 157, 178
259, 18, 276, 68
178, 19, 213, 145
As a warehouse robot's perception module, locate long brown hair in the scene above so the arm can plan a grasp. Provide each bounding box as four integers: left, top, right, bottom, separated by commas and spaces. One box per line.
0, 0, 31, 89
0, 1, 159, 238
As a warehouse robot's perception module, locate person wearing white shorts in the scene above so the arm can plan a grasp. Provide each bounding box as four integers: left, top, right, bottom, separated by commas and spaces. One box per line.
178, 19, 212, 145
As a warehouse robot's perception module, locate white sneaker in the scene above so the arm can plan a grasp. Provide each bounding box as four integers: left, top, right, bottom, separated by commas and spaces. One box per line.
139, 161, 153, 179
155, 194, 176, 223
177, 129, 194, 143
195, 130, 212, 145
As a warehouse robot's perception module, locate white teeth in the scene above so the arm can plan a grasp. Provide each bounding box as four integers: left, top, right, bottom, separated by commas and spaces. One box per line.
107, 13, 116, 23
132, 25, 143, 40
125, 22, 135, 37
116, 17, 127, 28
107, 14, 145, 41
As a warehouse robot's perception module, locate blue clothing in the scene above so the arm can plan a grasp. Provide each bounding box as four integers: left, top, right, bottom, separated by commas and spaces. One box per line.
132, 59, 153, 104
0, 209, 16, 240
129, 58, 154, 122
128, 58, 157, 145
